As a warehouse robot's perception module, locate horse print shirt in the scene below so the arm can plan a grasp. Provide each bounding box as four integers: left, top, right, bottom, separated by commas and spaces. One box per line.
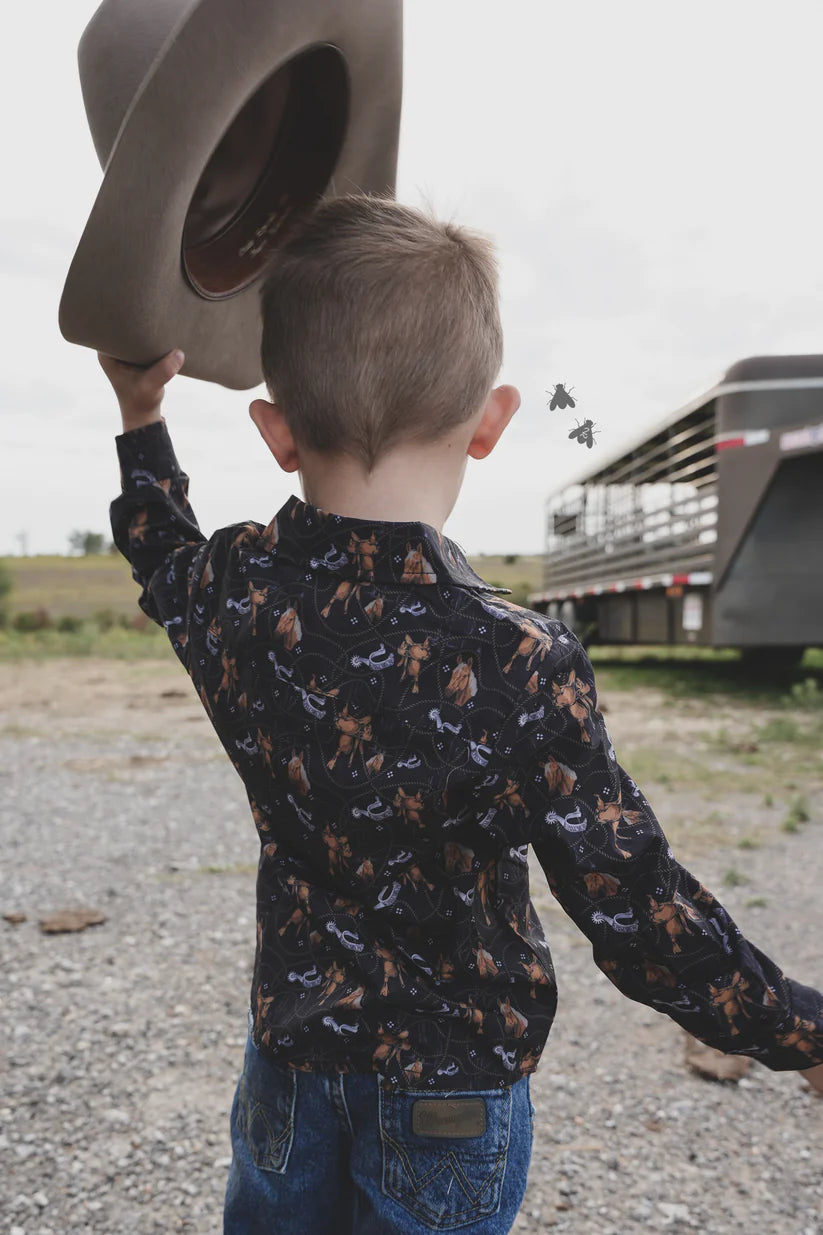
110, 418, 823, 1091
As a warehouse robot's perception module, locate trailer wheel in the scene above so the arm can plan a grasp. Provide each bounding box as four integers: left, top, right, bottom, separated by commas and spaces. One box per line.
738, 645, 806, 677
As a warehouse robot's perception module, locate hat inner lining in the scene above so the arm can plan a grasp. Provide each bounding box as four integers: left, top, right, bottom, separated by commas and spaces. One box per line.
181, 44, 349, 300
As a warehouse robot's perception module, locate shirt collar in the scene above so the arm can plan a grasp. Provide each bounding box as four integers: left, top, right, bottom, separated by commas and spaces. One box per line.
261, 494, 512, 594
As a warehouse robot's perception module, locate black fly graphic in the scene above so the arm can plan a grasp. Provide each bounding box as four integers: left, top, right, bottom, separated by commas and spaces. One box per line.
547, 383, 576, 411
568, 418, 600, 449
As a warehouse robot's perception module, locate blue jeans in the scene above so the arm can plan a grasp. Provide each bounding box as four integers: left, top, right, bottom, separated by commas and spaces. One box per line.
223, 1025, 535, 1234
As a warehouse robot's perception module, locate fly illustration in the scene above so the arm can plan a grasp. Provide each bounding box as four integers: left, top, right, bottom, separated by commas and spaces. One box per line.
568, 418, 600, 449
547, 383, 576, 410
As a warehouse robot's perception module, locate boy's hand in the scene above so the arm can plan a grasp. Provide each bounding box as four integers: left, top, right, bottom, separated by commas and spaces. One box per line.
800, 1061, 823, 1097
98, 348, 185, 433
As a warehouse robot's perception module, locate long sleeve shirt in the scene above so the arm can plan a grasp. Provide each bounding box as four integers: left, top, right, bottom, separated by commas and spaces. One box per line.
110, 417, 823, 1091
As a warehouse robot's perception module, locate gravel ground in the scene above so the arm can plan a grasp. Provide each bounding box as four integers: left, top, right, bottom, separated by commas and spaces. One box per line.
1, 658, 822, 1234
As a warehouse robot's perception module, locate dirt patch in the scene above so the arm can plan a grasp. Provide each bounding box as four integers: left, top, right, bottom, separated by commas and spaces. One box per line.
3, 657, 819, 857
0, 657, 211, 740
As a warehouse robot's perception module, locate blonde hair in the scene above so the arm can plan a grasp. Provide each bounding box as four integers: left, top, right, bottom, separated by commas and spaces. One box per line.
259, 194, 503, 474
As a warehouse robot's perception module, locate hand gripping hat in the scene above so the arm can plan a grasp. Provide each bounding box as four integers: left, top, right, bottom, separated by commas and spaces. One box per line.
58, 0, 403, 389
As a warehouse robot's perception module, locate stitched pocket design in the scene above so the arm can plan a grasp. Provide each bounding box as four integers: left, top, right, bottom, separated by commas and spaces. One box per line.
235, 1040, 297, 1174
379, 1084, 511, 1229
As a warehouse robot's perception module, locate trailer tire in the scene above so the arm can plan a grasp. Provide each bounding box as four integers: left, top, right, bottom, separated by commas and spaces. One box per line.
738, 645, 806, 677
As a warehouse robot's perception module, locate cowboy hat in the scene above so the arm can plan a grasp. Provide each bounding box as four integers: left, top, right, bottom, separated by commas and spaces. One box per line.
58, 0, 403, 390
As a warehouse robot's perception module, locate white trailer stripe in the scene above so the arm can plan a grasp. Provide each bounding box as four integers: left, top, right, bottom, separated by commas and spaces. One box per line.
531, 570, 714, 604
779, 422, 823, 452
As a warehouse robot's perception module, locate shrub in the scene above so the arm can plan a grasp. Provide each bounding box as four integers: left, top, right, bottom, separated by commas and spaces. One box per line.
13, 607, 54, 632
757, 717, 800, 743
92, 607, 118, 631
787, 677, 823, 710
781, 795, 810, 833
56, 615, 84, 633
0, 559, 12, 626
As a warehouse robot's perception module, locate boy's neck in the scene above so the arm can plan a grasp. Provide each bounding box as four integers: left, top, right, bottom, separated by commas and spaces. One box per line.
297, 445, 467, 533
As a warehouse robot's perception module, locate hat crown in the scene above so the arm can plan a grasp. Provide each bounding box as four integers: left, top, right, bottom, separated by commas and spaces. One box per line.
61, 0, 404, 389
78, 0, 198, 168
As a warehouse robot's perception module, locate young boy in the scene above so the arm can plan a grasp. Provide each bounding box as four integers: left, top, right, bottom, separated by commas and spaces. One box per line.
102, 195, 823, 1235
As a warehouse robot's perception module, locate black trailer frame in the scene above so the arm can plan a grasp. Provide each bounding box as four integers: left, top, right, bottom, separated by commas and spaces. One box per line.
528, 355, 823, 660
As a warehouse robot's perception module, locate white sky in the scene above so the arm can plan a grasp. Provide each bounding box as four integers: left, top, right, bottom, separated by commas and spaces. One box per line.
3, 0, 823, 556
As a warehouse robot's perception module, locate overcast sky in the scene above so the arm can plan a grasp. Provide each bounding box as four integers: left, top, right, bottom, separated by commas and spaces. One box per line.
3, 1, 823, 556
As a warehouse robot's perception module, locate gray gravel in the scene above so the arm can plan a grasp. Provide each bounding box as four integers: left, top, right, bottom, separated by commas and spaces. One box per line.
1, 665, 822, 1235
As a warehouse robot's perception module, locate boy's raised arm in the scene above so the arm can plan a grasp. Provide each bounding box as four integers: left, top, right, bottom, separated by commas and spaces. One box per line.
506, 624, 823, 1087
103, 350, 208, 669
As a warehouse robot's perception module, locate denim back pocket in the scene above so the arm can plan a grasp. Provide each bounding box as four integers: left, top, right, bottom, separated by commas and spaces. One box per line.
234, 1036, 297, 1174
379, 1083, 512, 1229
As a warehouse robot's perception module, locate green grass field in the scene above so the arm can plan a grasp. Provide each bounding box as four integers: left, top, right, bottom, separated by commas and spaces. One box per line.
1, 555, 821, 698
0, 551, 546, 619
0, 551, 544, 662
463, 552, 545, 595
0, 553, 141, 619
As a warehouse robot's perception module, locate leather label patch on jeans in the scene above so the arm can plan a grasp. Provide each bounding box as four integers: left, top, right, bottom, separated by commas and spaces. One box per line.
411, 1098, 487, 1138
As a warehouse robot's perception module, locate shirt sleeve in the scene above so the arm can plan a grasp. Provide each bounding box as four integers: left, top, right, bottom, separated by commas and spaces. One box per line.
507, 621, 823, 1072
109, 418, 208, 670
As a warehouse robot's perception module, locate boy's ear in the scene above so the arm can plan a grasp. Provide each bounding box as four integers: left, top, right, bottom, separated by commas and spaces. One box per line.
466, 384, 521, 461
249, 397, 301, 473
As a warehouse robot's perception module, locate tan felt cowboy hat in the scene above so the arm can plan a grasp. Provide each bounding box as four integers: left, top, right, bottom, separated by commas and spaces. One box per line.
59, 0, 403, 390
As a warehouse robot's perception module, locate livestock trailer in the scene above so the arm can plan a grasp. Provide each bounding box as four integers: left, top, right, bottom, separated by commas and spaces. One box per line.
527, 355, 823, 668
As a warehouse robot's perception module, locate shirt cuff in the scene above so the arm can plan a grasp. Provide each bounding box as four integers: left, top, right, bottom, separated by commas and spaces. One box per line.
115, 417, 185, 486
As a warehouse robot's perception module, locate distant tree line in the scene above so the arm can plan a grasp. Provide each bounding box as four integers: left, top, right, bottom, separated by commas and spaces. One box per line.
67, 530, 118, 556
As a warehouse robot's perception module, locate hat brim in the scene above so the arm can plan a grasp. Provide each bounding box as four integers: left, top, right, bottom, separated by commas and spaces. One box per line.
59, 0, 403, 390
